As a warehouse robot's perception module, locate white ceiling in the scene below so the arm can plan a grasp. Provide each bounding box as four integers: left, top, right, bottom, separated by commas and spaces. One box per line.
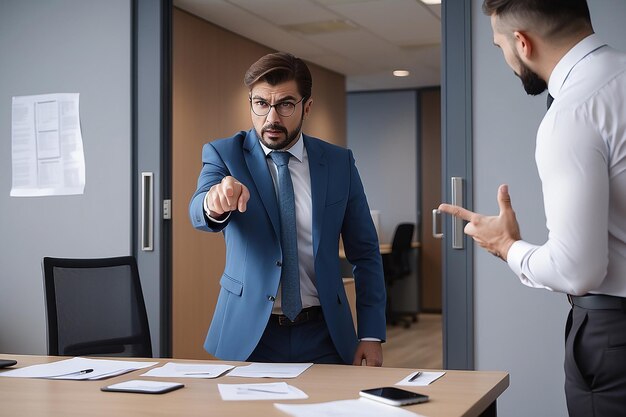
173, 0, 442, 92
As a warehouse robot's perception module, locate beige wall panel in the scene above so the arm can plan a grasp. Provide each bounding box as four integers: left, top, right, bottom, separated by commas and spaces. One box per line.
172, 8, 346, 358
420, 89, 442, 312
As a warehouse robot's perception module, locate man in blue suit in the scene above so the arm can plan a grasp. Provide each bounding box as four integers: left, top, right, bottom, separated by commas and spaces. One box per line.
189, 52, 386, 366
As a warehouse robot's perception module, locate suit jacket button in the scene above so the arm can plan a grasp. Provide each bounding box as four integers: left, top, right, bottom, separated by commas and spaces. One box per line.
276, 261, 282, 267
267, 295, 276, 302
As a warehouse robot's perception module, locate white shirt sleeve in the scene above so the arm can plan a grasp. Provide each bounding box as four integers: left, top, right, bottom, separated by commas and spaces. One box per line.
508, 105, 609, 295
507, 240, 554, 291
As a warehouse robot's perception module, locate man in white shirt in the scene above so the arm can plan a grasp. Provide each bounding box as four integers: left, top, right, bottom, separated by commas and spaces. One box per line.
438, 1, 626, 416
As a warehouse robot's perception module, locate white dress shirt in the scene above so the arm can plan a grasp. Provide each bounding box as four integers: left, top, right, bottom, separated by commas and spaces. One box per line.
507, 35, 626, 297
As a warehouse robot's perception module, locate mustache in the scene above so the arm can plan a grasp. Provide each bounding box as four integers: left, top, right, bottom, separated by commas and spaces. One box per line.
261, 123, 288, 135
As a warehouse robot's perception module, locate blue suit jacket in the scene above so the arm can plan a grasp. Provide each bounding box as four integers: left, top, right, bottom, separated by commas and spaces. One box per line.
189, 130, 386, 363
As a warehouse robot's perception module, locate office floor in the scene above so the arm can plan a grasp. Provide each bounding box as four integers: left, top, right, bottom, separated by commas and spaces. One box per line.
382, 313, 442, 369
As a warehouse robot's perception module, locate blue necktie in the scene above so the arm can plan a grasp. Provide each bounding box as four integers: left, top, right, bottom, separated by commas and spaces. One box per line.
269, 151, 302, 321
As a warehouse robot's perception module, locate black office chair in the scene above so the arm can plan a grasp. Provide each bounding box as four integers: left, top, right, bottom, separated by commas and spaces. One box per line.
383, 223, 418, 328
42, 256, 152, 357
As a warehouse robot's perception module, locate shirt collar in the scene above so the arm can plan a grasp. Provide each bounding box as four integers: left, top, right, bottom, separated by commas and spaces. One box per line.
548, 34, 606, 99
259, 132, 304, 163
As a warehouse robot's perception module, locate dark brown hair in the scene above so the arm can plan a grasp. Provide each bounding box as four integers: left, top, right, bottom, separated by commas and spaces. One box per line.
244, 52, 312, 99
483, 0, 592, 39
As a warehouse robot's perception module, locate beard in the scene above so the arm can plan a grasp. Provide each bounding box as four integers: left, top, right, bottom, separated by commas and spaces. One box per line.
515, 55, 547, 96
257, 114, 304, 151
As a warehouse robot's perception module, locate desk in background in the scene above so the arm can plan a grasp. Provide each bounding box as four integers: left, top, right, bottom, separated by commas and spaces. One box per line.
339, 241, 421, 258
341, 242, 421, 317
0, 354, 508, 417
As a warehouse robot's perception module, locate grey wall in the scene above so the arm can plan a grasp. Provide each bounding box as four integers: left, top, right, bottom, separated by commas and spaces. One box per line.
472, 0, 626, 415
347, 90, 419, 312
0, 0, 132, 354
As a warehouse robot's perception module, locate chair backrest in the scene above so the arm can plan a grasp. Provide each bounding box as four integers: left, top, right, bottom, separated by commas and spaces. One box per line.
389, 223, 415, 277
42, 256, 152, 357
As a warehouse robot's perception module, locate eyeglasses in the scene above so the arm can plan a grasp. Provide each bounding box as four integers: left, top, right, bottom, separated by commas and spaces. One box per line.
249, 97, 305, 117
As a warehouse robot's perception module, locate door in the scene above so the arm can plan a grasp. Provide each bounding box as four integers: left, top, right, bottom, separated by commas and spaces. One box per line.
170, 8, 347, 358
168, 2, 474, 368
439, 0, 474, 370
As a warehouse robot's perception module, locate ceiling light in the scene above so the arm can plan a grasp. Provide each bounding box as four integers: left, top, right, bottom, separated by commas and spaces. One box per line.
393, 70, 410, 77
420, 0, 441, 4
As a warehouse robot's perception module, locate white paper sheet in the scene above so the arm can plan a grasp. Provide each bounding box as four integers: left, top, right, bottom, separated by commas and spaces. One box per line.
141, 362, 234, 378
103, 380, 184, 393
0, 357, 157, 380
227, 362, 313, 379
11, 93, 85, 197
396, 371, 445, 387
275, 398, 426, 417
218, 382, 308, 401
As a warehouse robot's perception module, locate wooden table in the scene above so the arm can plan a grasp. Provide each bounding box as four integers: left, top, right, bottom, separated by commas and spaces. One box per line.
0, 354, 508, 417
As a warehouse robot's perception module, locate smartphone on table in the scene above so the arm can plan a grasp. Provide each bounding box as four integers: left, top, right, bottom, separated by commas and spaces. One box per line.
359, 386, 429, 406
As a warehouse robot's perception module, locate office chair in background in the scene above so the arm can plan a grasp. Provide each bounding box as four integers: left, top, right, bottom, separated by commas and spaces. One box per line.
42, 256, 152, 357
383, 222, 418, 328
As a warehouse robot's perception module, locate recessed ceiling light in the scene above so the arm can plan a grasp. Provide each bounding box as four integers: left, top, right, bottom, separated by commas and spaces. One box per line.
393, 70, 410, 77
420, 0, 441, 4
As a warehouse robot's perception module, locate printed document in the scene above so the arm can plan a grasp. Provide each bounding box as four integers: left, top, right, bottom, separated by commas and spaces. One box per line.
142, 362, 234, 378
275, 398, 425, 417
11, 93, 85, 197
227, 362, 313, 378
396, 371, 445, 387
0, 357, 157, 380
218, 382, 308, 401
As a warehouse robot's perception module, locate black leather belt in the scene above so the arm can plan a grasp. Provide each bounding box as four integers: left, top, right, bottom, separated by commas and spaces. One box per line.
569, 294, 626, 311
270, 306, 323, 326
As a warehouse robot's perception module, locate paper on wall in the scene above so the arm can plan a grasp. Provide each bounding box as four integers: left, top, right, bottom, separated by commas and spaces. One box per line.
11, 93, 85, 197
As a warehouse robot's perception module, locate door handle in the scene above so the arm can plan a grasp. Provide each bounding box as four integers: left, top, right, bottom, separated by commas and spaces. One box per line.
451, 177, 464, 249
141, 172, 154, 251
432, 209, 443, 239
434, 178, 465, 248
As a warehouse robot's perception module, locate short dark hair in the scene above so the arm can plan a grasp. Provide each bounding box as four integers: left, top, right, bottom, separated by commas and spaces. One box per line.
483, 0, 592, 39
244, 52, 312, 99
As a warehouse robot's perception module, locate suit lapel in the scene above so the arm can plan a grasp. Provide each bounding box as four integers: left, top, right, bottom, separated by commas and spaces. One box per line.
305, 136, 328, 258
243, 130, 280, 239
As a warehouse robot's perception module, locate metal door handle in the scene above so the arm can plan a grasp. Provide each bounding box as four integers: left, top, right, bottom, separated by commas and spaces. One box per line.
141, 172, 154, 251
451, 177, 464, 249
432, 209, 443, 239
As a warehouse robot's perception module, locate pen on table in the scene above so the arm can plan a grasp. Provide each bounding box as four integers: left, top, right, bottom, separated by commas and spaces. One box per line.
408, 371, 422, 382
49, 368, 94, 378
70, 368, 94, 376
237, 388, 288, 394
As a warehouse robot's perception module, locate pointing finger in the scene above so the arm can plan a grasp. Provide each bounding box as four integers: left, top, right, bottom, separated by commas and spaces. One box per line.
221, 176, 238, 208
438, 203, 475, 222
223, 179, 234, 197
238, 183, 250, 212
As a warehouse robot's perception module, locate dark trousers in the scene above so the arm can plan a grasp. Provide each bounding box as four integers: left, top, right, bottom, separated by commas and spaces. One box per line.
247, 311, 346, 364
565, 306, 626, 416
